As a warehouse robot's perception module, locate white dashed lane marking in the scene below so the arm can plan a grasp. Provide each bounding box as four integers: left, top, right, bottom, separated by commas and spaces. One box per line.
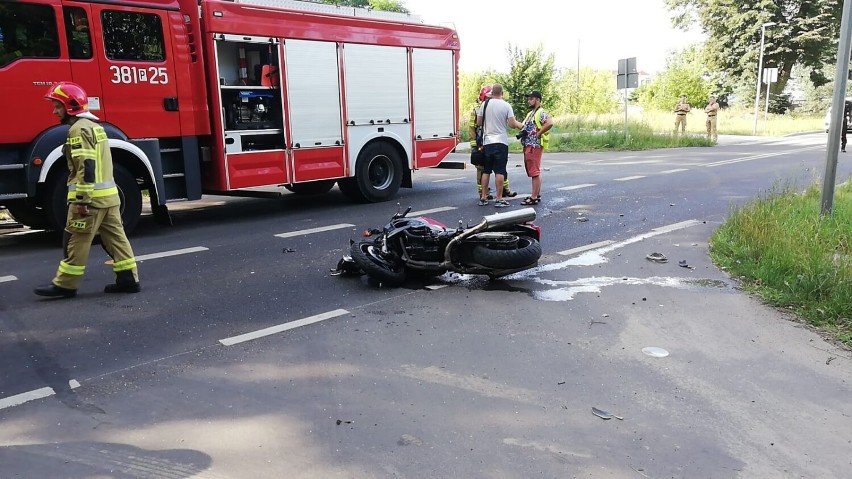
275, 223, 355, 238
660, 168, 689, 174
409, 206, 457, 216
614, 175, 646, 181
136, 246, 209, 262
558, 183, 596, 191
0, 380, 81, 411
0, 275, 17, 283
220, 309, 349, 346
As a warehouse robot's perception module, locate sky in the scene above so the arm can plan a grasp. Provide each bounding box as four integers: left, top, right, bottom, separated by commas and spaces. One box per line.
401, 0, 706, 75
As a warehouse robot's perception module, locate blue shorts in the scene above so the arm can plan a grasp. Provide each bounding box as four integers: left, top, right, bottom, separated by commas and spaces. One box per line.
482, 143, 509, 176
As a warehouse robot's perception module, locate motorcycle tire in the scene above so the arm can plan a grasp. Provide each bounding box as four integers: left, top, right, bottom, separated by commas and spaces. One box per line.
471, 237, 542, 269
350, 240, 407, 286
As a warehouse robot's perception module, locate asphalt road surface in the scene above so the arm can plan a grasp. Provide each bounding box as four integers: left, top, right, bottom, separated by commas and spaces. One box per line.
1, 133, 851, 478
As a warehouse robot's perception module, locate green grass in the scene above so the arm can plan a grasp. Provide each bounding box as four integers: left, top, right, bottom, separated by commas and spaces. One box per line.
710, 182, 852, 345
460, 107, 822, 153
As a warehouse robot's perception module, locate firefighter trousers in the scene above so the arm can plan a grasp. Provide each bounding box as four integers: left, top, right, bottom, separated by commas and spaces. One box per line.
52, 204, 138, 290
476, 165, 511, 194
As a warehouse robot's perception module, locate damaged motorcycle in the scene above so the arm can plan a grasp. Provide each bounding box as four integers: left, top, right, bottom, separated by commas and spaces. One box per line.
337, 206, 542, 286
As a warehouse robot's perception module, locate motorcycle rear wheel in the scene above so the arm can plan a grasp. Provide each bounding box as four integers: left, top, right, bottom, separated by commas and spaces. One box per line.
471, 237, 542, 269
350, 241, 407, 286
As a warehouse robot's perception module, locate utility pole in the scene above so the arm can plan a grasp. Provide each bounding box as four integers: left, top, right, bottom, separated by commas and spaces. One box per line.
822, 0, 852, 216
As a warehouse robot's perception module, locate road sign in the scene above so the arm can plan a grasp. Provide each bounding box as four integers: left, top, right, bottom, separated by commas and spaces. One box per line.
762, 67, 778, 83
617, 57, 638, 90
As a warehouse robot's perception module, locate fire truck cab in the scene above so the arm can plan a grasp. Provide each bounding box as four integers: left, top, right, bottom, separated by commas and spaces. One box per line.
0, 0, 460, 232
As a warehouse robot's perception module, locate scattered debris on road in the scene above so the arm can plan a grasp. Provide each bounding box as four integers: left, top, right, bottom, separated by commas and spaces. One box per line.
646, 252, 668, 263
591, 407, 624, 420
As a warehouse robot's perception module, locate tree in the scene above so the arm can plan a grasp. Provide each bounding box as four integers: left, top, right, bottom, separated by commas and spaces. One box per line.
318, 0, 408, 12
666, 0, 842, 101
553, 68, 619, 115
635, 45, 713, 111
494, 44, 557, 119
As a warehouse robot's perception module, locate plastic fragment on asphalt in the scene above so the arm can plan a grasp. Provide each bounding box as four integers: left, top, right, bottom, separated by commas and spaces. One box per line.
592, 407, 624, 420
642, 346, 669, 358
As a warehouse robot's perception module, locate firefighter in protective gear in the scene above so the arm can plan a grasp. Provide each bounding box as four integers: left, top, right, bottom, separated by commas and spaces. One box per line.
471, 86, 515, 199
34, 82, 140, 298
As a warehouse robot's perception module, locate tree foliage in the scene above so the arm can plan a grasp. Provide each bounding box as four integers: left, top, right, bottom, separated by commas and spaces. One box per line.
666, 0, 842, 99
553, 68, 619, 115
635, 45, 713, 111
318, 0, 408, 13
494, 44, 557, 119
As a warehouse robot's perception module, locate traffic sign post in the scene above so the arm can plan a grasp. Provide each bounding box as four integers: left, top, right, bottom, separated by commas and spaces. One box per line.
616, 57, 638, 141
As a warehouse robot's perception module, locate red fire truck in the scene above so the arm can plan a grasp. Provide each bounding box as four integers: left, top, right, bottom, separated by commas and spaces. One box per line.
0, 0, 460, 232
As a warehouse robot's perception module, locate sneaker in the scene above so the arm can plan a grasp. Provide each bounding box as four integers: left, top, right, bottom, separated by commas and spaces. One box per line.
494, 199, 510, 208
478, 198, 488, 206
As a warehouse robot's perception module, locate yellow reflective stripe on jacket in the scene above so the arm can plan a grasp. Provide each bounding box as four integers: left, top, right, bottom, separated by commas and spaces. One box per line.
112, 258, 137, 272
59, 261, 86, 276
70, 148, 97, 158
67, 181, 118, 200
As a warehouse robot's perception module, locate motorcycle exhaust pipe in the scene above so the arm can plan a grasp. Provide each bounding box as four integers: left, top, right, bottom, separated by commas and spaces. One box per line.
481, 207, 537, 229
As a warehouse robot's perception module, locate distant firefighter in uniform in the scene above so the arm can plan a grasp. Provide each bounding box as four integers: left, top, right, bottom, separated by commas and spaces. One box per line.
35, 82, 141, 298
674, 95, 690, 135
705, 94, 719, 142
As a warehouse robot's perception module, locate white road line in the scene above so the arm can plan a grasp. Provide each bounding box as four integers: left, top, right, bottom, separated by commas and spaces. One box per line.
432, 177, 466, 183
275, 224, 354, 238
558, 240, 615, 256
652, 219, 701, 234
409, 206, 457, 216
705, 146, 821, 167
220, 309, 349, 346
557, 183, 596, 191
136, 246, 209, 262
425, 284, 448, 290
614, 175, 646, 181
0, 275, 17, 283
660, 168, 689, 174
0, 380, 81, 411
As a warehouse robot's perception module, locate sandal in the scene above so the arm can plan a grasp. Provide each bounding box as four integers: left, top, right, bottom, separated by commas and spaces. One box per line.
521, 197, 541, 205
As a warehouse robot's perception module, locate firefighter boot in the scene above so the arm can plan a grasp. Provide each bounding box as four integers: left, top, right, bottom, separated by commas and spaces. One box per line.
34, 284, 77, 298
502, 179, 517, 198
104, 271, 141, 294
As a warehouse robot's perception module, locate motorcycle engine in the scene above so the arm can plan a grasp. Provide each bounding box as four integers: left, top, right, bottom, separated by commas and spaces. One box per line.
391, 218, 449, 262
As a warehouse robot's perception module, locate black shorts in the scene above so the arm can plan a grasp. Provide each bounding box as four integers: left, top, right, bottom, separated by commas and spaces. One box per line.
482, 143, 509, 176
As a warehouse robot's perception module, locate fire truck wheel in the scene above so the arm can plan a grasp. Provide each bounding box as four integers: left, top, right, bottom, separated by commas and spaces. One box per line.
339, 142, 402, 203
284, 179, 336, 195
114, 164, 143, 234
44, 164, 142, 234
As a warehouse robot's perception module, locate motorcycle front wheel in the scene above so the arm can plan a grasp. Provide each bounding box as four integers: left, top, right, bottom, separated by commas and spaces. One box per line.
471, 237, 542, 269
350, 241, 407, 285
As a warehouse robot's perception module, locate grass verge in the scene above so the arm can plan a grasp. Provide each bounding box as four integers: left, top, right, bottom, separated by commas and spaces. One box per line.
709, 182, 852, 346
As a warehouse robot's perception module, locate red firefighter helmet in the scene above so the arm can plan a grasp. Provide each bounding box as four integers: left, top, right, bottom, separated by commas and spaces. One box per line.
44, 82, 91, 116
478, 85, 493, 102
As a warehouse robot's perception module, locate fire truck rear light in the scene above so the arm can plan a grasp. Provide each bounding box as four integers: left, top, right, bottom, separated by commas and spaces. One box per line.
32, 157, 43, 166
213, 11, 224, 17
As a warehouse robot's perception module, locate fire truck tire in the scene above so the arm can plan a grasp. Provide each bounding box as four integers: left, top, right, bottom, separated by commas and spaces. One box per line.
5, 201, 50, 229
284, 179, 336, 195
338, 142, 403, 203
44, 164, 142, 234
